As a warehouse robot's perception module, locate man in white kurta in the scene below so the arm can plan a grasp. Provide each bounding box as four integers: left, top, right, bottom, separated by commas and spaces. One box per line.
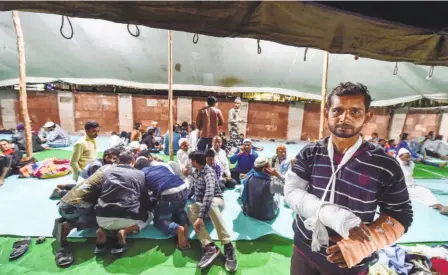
397, 148, 448, 215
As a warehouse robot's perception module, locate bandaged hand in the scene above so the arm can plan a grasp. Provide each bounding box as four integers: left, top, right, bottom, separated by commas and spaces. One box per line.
334, 215, 405, 268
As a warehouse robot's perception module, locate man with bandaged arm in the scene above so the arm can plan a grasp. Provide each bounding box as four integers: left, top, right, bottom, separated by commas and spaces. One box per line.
285, 82, 413, 275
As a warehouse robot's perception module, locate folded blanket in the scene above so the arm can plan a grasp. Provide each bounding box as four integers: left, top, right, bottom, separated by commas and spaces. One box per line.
20, 158, 72, 179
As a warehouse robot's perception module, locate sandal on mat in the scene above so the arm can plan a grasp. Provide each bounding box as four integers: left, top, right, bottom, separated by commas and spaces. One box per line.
111, 243, 127, 254
55, 247, 73, 267
9, 237, 31, 261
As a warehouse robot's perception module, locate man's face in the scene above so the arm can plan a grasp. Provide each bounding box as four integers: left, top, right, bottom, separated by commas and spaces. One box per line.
180, 142, 189, 151
243, 142, 252, 153
399, 153, 411, 164
239, 134, 244, 139
234, 103, 241, 109
379, 140, 386, 146
213, 138, 222, 150
104, 153, 118, 164
277, 148, 287, 159
325, 95, 372, 139
206, 156, 214, 166
0, 141, 11, 151
190, 159, 198, 169
86, 127, 100, 139
46, 126, 55, 132
429, 133, 435, 140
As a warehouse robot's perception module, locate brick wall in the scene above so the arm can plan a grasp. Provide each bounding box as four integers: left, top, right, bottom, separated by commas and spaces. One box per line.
402, 111, 441, 139
133, 95, 177, 135
16, 91, 60, 129
363, 107, 391, 140
301, 103, 330, 140
246, 101, 289, 140
74, 93, 119, 133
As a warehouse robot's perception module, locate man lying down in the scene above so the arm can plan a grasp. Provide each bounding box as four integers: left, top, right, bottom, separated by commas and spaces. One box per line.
285, 82, 413, 275
397, 148, 448, 215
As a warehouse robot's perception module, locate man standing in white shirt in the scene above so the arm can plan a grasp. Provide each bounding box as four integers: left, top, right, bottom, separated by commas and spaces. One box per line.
212, 136, 237, 189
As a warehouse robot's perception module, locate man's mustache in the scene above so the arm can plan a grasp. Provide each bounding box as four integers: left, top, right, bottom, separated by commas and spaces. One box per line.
335, 124, 354, 129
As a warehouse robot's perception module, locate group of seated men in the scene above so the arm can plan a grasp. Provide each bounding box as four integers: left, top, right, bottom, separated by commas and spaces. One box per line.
53, 119, 293, 271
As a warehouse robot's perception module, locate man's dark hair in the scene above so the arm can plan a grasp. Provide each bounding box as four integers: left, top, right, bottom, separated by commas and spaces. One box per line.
387, 139, 395, 146
326, 82, 372, 111
205, 149, 215, 158
134, 122, 142, 130
85, 121, 100, 130
400, 133, 409, 141
147, 129, 155, 136
138, 149, 152, 158
379, 138, 386, 143
207, 95, 217, 106
135, 157, 151, 170
372, 133, 378, 137
0, 139, 10, 143
118, 150, 134, 164
103, 148, 119, 157
189, 123, 196, 131
189, 151, 206, 166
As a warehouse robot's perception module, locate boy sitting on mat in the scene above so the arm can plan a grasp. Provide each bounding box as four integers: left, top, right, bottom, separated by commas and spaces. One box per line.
397, 148, 448, 215
53, 164, 113, 267
95, 150, 152, 254
187, 151, 237, 272
135, 157, 190, 250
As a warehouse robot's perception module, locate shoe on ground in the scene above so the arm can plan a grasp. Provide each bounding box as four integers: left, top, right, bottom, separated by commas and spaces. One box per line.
197, 243, 220, 269
224, 243, 238, 272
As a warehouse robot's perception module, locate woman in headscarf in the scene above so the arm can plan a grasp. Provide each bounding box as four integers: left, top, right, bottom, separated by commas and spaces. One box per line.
12, 123, 45, 152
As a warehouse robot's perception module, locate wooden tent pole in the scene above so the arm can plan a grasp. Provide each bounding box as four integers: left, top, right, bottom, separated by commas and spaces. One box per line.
168, 30, 174, 161
318, 51, 329, 139
12, 11, 32, 158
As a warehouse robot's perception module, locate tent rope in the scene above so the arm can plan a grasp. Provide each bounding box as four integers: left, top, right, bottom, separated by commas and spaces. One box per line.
393, 62, 398, 75
193, 33, 199, 44
60, 16, 73, 39
428, 66, 434, 78
257, 39, 262, 54
304, 47, 308, 61
127, 24, 140, 37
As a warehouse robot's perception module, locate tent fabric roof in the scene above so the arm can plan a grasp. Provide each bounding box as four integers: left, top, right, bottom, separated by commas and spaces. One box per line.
0, 12, 447, 107
1, 1, 448, 66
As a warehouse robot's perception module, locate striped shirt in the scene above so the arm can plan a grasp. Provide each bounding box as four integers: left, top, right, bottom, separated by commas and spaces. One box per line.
292, 137, 413, 273
47, 125, 70, 146
191, 165, 223, 218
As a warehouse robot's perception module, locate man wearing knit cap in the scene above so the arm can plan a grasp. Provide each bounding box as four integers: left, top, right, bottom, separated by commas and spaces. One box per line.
226, 97, 245, 153
241, 156, 284, 221
229, 138, 258, 185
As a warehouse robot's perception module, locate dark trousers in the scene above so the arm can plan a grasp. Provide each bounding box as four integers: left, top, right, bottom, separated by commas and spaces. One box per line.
220, 177, 237, 189
291, 247, 368, 275
153, 188, 189, 235
59, 183, 76, 198
0, 155, 13, 177
230, 168, 241, 185
197, 138, 213, 152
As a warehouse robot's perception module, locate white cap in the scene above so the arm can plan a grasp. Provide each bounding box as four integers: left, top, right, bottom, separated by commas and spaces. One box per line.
128, 141, 140, 150
234, 97, 242, 104
43, 121, 55, 128
243, 138, 252, 144
254, 157, 268, 168
397, 148, 410, 157
179, 138, 188, 147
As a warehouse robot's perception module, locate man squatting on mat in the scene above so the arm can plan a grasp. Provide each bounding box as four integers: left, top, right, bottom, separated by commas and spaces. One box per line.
285, 82, 413, 275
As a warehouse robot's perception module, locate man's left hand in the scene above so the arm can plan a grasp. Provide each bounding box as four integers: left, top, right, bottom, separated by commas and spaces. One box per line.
326, 244, 348, 268
193, 218, 204, 233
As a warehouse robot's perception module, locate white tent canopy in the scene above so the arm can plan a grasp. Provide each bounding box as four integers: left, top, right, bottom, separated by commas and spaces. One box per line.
1, 11, 447, 106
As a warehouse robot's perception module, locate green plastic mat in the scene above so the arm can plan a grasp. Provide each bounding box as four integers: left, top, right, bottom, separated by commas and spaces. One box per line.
414, 163, 448, 179
0, 235, 292, 275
